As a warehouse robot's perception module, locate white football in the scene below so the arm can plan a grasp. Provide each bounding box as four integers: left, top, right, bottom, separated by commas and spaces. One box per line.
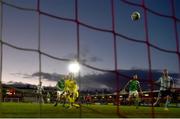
131, 11, 140, 21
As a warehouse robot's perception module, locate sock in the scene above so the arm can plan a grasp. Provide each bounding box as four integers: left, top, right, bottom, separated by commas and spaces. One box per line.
165, 99, 170, 108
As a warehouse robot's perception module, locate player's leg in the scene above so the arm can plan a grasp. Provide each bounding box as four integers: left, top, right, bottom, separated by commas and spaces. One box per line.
64, 89, 73, 109
127, 92, 133, 105
69, 92, 76, 107
64, 87, 72, 107
72, 91, 80, 108
54, 91, 62, 106
164, 95, 170, 111
61, 91, 67, 107
67, 92, 74, 109
54, 93, 59, 106
164, 90, 171, 111
134, 91, 140, 109
40, 93, 44, 104
153, 91, 162, 106
66, 87, 80, 109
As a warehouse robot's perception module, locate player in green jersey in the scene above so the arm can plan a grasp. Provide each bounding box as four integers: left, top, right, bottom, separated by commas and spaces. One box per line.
124, 74, 143, 108
54, 76, 66, 107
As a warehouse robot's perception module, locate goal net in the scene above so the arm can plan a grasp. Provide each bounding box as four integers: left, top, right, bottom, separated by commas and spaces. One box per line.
0, 0, 179, 118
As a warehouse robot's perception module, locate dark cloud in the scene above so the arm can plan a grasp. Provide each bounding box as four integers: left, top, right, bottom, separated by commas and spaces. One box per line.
11, 72, 64, 81
11, 70, 180, 90
64, 46, 103, 63
32, 72, 64, 81
10, 73, 33, 78
89, 56, 102, 62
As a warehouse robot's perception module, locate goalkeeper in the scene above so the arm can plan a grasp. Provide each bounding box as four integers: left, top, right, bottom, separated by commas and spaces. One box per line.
54, 76, 66, 107
124, 74, 143, 108
65, 73, 80, 108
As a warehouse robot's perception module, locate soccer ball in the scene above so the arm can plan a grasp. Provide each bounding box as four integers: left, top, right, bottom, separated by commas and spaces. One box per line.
131, 11, 140, 21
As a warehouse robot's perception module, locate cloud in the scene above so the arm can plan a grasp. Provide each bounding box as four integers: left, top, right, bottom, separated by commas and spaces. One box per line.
7, 81, 27, 85
64, 46, 103, 63
32, 72, 64, 81
89, 56, 102, 62
10, 73, 33, 78
11, 72, 64, 81
10, 70, 180, 91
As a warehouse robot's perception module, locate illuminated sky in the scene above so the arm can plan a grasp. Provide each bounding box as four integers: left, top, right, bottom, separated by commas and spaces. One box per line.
1, 0, 180, 86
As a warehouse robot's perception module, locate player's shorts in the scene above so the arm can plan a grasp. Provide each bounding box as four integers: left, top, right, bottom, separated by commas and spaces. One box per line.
159, 90, 171, 97
129, 90, 139, 97
57, 91, 64, 98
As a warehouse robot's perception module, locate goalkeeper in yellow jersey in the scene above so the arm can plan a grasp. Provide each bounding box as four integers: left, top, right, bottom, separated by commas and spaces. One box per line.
64, 73, 80, 109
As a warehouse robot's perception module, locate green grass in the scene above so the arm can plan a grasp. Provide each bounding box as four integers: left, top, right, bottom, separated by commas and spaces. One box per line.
0, 102, 179, 118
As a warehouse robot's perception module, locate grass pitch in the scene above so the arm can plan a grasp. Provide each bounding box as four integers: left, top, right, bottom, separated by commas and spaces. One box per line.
0, 102, 179, 118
